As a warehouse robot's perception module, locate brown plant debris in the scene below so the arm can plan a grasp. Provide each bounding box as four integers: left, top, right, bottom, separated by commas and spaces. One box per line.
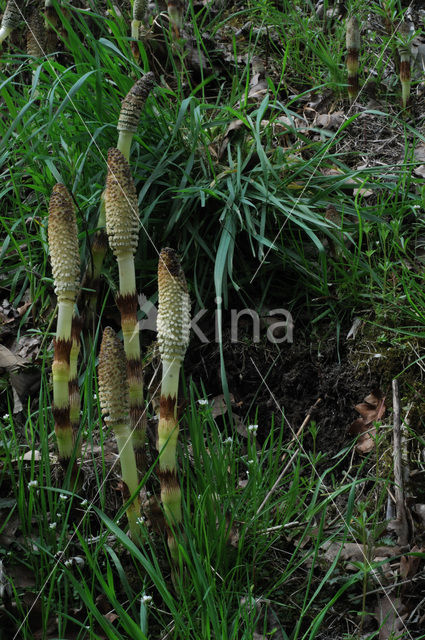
349, 389, 386, 454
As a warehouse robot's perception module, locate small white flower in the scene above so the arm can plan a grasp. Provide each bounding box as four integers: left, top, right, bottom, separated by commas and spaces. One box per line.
248, 459, 254, 465
28, 480, 38, 489
49, 522, 57, 530
59, 493, 68, 501
64, 559, 72, 567
197, 398, 208, 406
223, 436, 233, 445
81, 499, 88, 507
56, 513, 61, 519
248, 424, 258, 435
3, 414, 9, 420
93, 393, 97, 400
137, 516, 145, 525
142, 595, 152, 604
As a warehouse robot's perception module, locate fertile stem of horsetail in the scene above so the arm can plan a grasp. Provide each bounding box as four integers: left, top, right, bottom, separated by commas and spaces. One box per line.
69, 315, 83, 453
157, 248, 190, 558
131, 0, 148, 62
26, 9, 45, 57
105, 148, 146, 475
131, 0, 147, 60
346, 16, 360, 102
398, 22, 411, 109
44, 0, 59, 53
83, 74, 154, 324
26, 9, 46, 97
131, 0, 147, 37
117, 73, 155, 161
48, 184, 80, 477
98, 327, 142, 545
167, 0, 184, 38
0, 0, 21, 46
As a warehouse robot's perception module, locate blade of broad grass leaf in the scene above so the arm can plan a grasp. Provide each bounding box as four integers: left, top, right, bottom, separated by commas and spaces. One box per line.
66, 570, 147, 640
91, 507, 178, 613
48, 69, 97, 126
214, 215, 235, 410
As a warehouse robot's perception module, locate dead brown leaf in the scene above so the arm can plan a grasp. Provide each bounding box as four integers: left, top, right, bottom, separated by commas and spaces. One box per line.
349, 390, 386, 454
211, 393, 234, 418
414, 143, 425, 162
0, 345, 24, 370
313, 110, 344, 130
413, 164, 425, 178
375, 593, 406, 640
399, 546, 423, 579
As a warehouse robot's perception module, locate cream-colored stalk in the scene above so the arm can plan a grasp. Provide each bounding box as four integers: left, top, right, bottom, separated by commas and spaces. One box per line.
69, 315, 83, 453
346, 16, 360, 102
157, 248, 190, 558
48, 184, 80, 475
104, 148, 146, 476
98, 327, 141, 545
0, 0, 21, 46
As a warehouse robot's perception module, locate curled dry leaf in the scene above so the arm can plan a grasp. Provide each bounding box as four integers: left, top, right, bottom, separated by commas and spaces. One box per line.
313, 110, 344, 130
349, 390, 386, 454
211, 393, 234, 418
346, 317, 362, 340
399, 546, 423, 579
414, 143, 425, 162
375, 593, 406, 640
